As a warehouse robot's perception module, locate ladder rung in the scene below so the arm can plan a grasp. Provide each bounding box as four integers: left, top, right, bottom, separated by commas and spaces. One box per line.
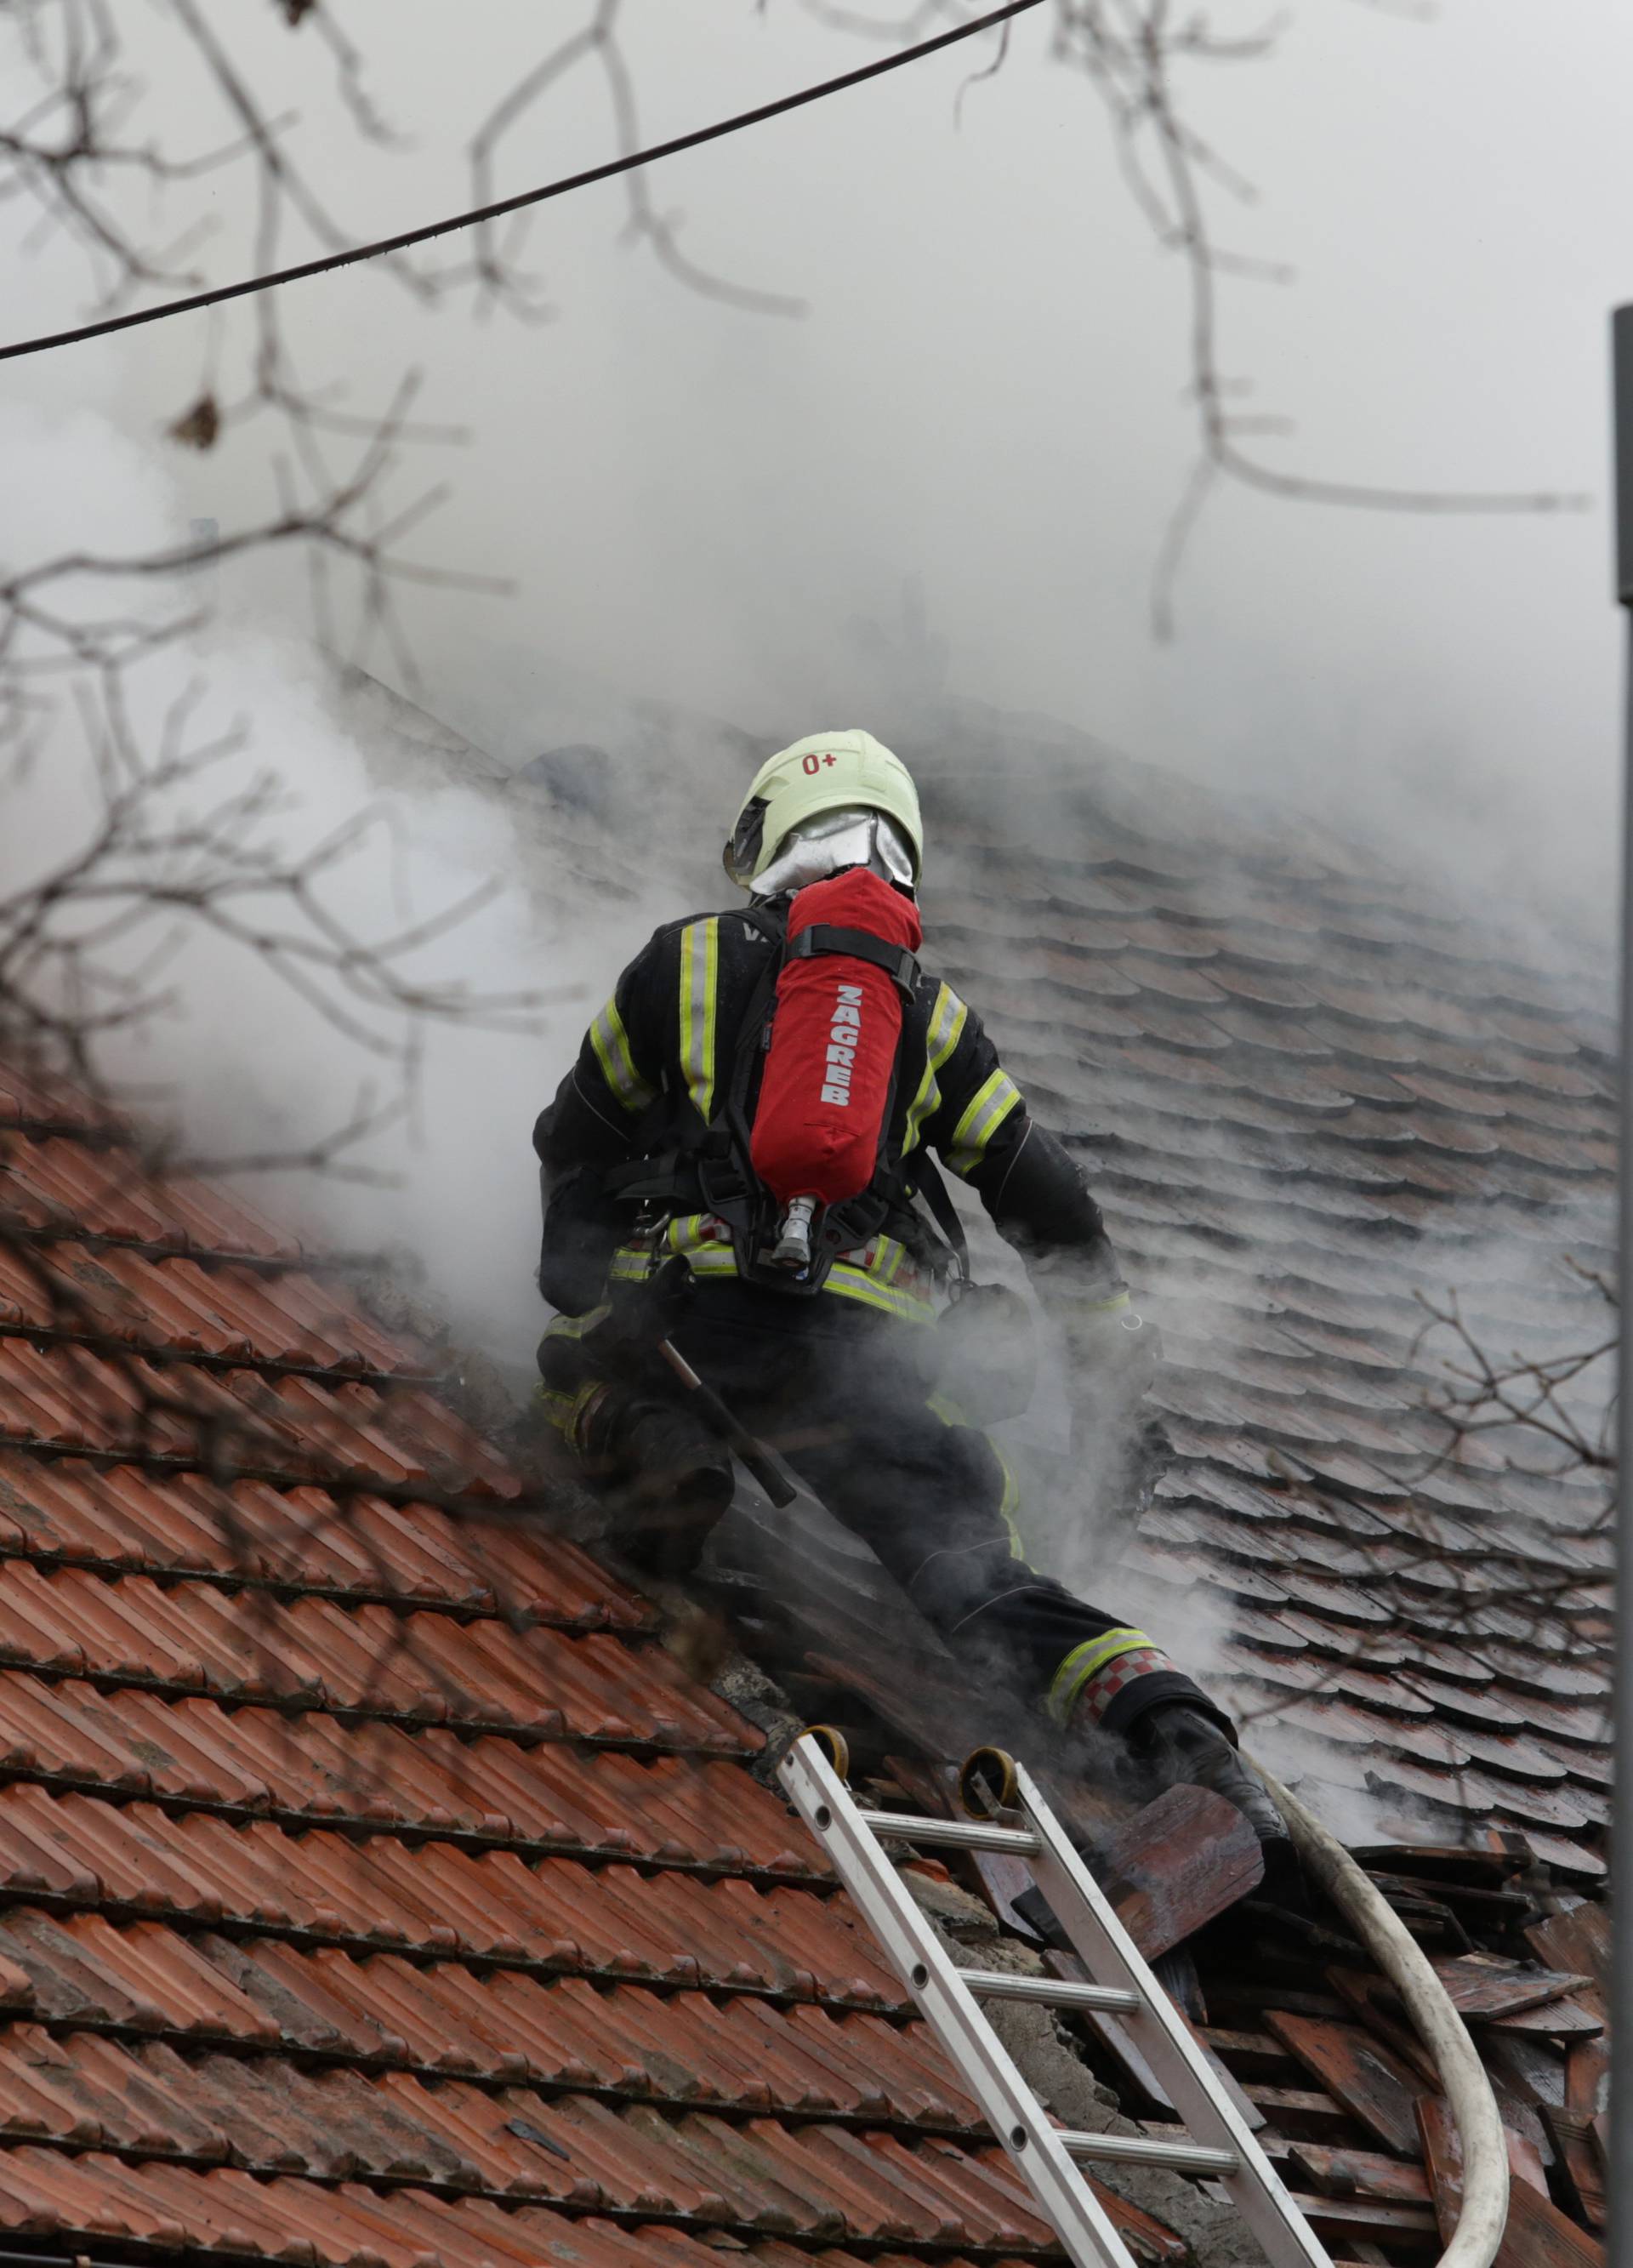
962, 1969, 1141, 2014
784, 1738, 1335, 2268
1061, 2130, 1239, 2178
856, 1808, 1040, 1856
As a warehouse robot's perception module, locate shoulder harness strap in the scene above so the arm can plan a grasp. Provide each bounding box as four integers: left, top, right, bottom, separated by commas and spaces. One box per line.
786, 923, 919, 998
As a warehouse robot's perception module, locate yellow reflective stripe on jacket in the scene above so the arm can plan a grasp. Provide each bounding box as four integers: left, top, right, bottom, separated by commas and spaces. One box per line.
678, 919, 720, 1125
903, 983, 967, 1153
1046, 1627, 1153, 1726
609, 1241, 731, 1282
589, 996, 655, 1114
609, 1234, 936, 1324
827, 1261, 936, 1324
946, 1068, 1022, 1178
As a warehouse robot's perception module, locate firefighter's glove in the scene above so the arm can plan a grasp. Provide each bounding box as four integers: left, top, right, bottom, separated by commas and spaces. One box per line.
590, 1256, 696, 1374
1060, 1297, 1160, 1416
1060, 1298, 1164, 1519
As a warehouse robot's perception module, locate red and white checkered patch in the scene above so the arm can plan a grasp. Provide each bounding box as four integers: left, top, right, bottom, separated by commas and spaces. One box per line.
1075, 1644, 1177, 1724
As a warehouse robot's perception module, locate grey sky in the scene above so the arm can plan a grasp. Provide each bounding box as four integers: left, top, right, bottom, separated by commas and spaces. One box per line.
3, 0, 1625, 1370
9, 2, 1626, 922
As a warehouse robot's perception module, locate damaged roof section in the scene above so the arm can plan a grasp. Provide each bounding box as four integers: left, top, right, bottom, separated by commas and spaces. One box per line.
641, 715, 1613, 2263
905, 721, 1613, 1879
0, 694, 1615, 2265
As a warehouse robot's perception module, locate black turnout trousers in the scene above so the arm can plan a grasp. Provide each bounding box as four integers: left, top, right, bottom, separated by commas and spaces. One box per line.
544, 1280, 1210, 1739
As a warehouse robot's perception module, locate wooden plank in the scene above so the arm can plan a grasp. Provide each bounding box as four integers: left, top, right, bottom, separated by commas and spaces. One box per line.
1542, 2106, 1607, 2231
1489, 1994, 1605, 2042
968, 1849, 1044, 1943
1279, 2141, 1432, 2204
1355, 1877, 1471, 1952
1522, 1912, 1610, 2121
1416, 2093, 1469, 2242
1036, 1946, 1186, 2115
1566, 2032, 1610, 2117
1418, 2094, 1603, 2266
882, 1753, 955, 1820
1241, 2084, 1359, 2140
1198, 2026, 1300, 2082
1287, 2195, 1439, 2247
1325, 1967, 1440, 2089
1431, 1955, 1592, 2022
1521, 1903, 1613, 2174
1354, 1836, 1533, 1881
1177, 2007, 1266, 2133
1085, 2178, 1187, 2262
1037, 1765, 1126, 1851
1248, 1912, 1369, 1964
1367, 1870, 1537, 1928
1484, 2027, 1568, 2111
1497, 2152, 1604, 2260
1507, 2124, 1552, 2201
1084, 2002, 1175, 2116
1527, 1904, 1611, 1996
1476, 2034, 1557, 2168
1208, 1982, 1350, 2026
1266, 2010, 1425, 2158
802, 1647, 977, 1765
1152, 1944, 1207, 2026
1045, 1948, 1264, 2132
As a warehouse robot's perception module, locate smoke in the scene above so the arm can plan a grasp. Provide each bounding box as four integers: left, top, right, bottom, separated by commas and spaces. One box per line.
2, 4, 1623, 1849
9, 2, 1620, 915
0, 394, 674, 1376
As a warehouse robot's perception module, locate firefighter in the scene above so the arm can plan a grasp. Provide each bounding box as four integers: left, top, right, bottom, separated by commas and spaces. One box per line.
533, 729, 1290, 1867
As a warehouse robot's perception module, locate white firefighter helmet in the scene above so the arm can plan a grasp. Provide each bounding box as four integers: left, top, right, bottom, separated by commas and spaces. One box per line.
723, 729, 924, 893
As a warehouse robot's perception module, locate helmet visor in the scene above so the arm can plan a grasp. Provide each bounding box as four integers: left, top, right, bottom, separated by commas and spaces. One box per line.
723, 797, 769, 888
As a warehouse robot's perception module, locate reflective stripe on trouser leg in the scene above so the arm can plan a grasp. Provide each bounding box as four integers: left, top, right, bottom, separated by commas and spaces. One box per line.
537, 1378, 611, 1451
1048, 1630, 1184, 1728
536, 1309, 621, 1458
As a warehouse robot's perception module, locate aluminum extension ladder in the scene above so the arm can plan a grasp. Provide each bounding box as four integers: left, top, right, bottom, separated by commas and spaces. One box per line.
779, 1731, 1334, 2268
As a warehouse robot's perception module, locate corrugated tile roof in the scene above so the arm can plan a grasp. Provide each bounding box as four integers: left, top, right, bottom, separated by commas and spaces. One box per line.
0, 719, 1613, 2264
0, 1103, 1083, 2264
913, 731, 1613, 1872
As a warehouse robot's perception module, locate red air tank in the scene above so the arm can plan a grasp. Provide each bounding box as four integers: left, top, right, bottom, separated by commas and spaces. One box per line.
749, 865, 923, 1218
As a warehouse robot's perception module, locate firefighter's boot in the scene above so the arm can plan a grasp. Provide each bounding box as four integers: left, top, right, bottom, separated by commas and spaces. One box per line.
1130, 1702, 1303, 1907
602, 1396, 735, 1579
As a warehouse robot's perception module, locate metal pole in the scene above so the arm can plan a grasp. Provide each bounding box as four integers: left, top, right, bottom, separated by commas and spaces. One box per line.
1611, 303, 1633, 2268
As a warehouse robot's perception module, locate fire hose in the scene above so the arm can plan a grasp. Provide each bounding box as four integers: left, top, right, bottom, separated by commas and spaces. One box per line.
1252, 1764, 1510, 2268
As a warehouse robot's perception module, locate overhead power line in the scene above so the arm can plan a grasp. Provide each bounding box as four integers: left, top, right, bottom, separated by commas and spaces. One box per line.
0, 0, 1045, 366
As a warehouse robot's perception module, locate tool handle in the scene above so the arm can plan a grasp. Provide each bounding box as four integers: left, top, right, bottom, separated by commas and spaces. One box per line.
657, 1340, 798, 1508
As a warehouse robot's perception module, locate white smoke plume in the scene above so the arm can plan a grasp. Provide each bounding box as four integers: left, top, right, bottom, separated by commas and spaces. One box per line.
1, 4, 1621, 1856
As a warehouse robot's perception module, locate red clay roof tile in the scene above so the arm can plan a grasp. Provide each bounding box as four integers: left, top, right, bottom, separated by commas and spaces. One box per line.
0, 736, 1614, 2255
